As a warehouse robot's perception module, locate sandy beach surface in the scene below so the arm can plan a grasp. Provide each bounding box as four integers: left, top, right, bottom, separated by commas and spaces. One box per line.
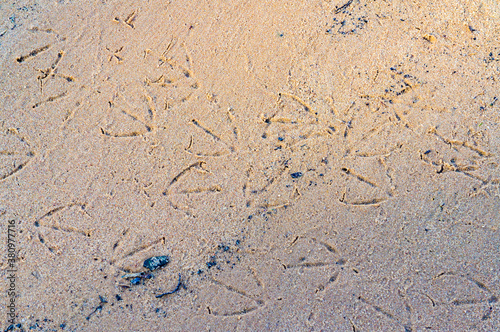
1, 0, 500, 330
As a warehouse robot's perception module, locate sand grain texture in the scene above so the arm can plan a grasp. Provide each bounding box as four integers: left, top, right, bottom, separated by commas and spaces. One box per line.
1, 0, 499, 331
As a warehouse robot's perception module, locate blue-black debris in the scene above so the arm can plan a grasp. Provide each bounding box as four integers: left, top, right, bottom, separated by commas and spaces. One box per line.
128, 273, 153, 286
335, 0, 353, 14
206, 256, 217, 269
131, 277, 142, 285
86, 295, 107, 320
156, 274, 184, 298
143, 256, 170, 271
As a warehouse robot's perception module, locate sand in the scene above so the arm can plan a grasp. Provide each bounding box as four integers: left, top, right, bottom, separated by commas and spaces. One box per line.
1, 0, 499, 331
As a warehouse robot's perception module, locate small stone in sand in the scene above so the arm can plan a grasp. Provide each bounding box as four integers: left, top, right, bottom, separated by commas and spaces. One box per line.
143, 256, 170, 271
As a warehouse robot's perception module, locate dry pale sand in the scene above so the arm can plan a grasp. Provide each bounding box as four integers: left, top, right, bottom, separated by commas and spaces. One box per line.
1, 0, 500, 331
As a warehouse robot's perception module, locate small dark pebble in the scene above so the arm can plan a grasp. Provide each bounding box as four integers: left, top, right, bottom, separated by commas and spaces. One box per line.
291, 172, 303, 179
143, 255, 170, 271
278, 137, 284, 141
60, 324, 66, 329
116, 294, 122, 301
